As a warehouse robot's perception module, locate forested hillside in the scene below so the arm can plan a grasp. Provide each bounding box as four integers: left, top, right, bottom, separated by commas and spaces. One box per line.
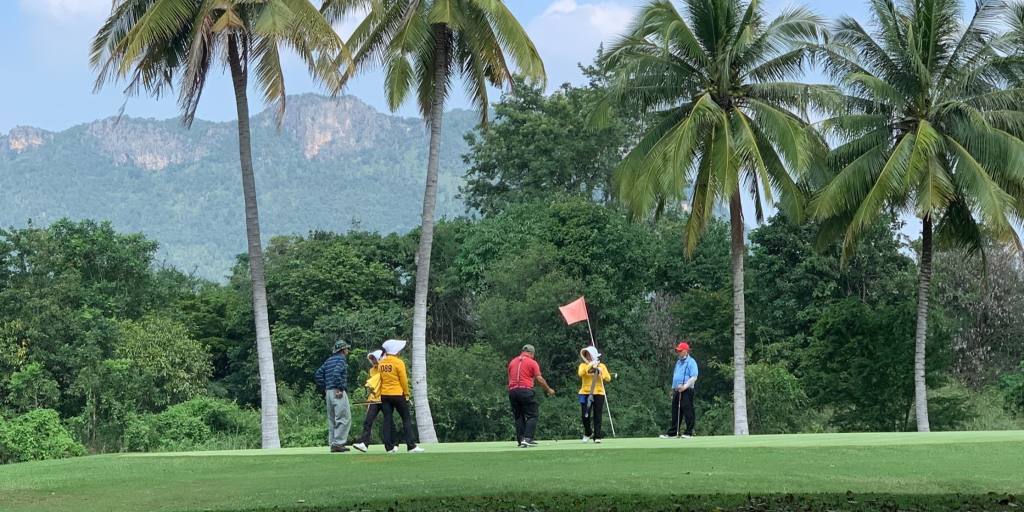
0, 94, 477, 279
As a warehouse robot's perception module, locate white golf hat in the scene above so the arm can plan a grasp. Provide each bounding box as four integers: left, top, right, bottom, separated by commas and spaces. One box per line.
580, 345, 601, 361
382, 339, 407, 355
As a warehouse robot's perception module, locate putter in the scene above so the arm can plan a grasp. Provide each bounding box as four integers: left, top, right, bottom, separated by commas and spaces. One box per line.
676, 388, 684, 439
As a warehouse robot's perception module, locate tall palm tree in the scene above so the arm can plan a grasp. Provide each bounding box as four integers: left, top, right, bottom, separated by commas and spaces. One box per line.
321, 0, 545, 443
812, 0, 1024, 431
597, 0, 833, 435
92, 0, 343, 448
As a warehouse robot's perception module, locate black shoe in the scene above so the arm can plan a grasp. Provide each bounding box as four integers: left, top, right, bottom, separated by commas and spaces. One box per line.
330, 445, 350, 453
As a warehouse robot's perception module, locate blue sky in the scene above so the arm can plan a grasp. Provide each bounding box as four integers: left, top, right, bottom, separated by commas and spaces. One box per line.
0, 0, 865, 133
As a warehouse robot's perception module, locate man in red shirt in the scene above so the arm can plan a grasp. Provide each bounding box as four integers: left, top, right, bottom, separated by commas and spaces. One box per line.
507, 344, 556, 448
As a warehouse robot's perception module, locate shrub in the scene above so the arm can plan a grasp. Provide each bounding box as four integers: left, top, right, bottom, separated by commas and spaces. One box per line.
0, 409, 85, 464
278, 386, 329, 448
124, 397, 258, 452
746, 363, 821, 434
1000, 362, 1024, 414
428, 345, 512, 442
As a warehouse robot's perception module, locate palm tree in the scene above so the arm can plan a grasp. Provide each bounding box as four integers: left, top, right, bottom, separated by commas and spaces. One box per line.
92, 0, 343, 448
321, 0, 545, 442
597, 0, 833, 435
812, 0, 1024, 431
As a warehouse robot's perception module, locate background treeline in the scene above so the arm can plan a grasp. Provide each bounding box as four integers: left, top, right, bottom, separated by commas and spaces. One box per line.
2, 67, 1024, 463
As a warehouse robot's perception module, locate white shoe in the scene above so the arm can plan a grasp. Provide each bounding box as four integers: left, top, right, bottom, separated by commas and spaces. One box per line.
518, 442, 531, 448
352, 442, 367, 452
658, 434, 672, 439
680, 434, 693, 439
594, 438, 602, 444
409, 447, 425, 453
387, 447, 399, 454
581, 436, 591, 443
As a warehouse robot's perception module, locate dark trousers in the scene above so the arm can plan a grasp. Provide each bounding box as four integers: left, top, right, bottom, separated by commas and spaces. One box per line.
381, 395, 416, 450
667, 389, 695, 436
580, 394, 605, 439
358, 403, 384, 446
508, 388, 539, 443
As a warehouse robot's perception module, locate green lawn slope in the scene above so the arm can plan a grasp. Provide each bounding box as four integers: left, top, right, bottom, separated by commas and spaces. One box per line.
2, 432, 1023, 512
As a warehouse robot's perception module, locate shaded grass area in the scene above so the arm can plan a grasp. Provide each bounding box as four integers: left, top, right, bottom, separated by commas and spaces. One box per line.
1, 432, 1022, 512
284, 493, 1021, 511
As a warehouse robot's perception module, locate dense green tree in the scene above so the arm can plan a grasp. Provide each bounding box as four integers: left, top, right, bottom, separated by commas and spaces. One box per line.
322, 0, 546, 443
116, 315, 212, 409
263, 232, 408, 386
92, 0, 344, 448
461, 68, 635, 215
812, 0, 1024, 431
934, 241, 1024, 387
598, 0, 832, 434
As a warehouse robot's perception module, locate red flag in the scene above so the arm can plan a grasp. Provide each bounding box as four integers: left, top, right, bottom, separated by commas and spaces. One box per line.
559, 296, 589, 325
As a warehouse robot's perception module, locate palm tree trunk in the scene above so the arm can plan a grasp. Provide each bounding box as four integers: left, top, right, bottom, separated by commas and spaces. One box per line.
729, 192, 749, 436
228, 35, 280, 449
409, 25, 451, 444
914, 215, 933, 432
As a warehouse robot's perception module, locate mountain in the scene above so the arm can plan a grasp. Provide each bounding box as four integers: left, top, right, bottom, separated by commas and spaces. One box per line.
0, 94, 479, 279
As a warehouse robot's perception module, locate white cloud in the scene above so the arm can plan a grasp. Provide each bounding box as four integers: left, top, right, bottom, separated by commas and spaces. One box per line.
20, 0, 111, 22
526, 0, 637, 88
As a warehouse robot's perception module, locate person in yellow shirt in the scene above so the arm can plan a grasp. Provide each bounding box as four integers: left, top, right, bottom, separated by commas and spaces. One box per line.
377, 339, 424, 453
352, 350, 384, 452
577, 345, 611, 443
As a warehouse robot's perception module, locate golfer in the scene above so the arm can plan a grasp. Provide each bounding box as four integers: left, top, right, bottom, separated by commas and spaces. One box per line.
314, 340, 352, 453
377, 339, 424, 453
660, 341, 698, 439
577, 346, 612, 443
507, 344, 556, 448
352, 349, 384, 453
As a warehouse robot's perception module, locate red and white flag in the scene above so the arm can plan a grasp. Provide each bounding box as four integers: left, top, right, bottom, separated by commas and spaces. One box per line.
558, 296, 589, 325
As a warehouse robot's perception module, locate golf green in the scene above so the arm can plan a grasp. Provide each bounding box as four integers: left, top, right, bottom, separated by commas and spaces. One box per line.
1, 432, 1022, 511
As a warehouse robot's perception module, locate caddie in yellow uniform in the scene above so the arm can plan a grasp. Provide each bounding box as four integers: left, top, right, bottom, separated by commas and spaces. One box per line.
578, 345, 611, 443
352, 350, 384, 452
377, 339, 424, 453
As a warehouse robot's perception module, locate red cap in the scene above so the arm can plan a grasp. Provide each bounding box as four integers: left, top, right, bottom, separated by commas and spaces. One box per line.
675, 341, 690, 352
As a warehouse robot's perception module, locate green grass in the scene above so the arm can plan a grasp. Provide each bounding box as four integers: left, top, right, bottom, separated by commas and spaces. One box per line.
2, 432, 1023, 512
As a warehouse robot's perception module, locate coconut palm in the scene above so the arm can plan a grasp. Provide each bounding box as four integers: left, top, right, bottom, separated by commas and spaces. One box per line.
91, 0, 344, 448
597, 0, 834, 434
321, 0, 545, 442
812, 0, 1024, 431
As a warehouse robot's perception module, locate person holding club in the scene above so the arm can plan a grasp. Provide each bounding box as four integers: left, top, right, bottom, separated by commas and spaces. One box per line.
577, 345, 612, 443
660, 341, 698, 439
351, 349, 384, 453
377, 339, 424, 453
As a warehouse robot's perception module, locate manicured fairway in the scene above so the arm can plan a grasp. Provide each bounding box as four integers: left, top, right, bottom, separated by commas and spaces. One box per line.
1, 432, 1023, 511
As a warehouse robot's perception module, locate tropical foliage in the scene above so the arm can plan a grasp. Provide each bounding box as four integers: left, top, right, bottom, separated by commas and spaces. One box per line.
595, 0, 836, 434
811, 0, 1024, 431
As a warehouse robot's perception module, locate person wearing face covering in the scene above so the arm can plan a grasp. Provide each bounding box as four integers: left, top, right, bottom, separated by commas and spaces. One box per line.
577, 345, 612, 443
351, 349, 385, 453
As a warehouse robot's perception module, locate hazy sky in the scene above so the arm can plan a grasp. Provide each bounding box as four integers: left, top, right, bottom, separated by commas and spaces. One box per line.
1, 0, 865, 133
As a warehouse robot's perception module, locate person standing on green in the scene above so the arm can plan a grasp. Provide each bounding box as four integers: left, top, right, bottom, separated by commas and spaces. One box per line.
315, 340, 352, 453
